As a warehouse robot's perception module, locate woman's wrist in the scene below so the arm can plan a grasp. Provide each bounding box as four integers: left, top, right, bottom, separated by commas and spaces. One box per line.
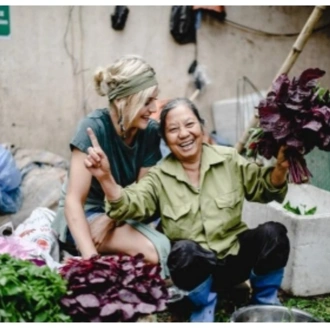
275, 161, 288, 172
90, 253, 100, 258
82, 251, 99, 259
100, 176, 122, 202
271, 165, 288, 187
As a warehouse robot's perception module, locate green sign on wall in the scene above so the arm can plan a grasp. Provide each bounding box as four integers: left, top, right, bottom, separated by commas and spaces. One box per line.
0, 6, 10, 38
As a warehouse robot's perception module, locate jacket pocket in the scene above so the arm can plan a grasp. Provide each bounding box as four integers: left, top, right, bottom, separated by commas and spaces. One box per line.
162, 203, 191, 221
214, 191, 242, 230
215, 192, 241, 209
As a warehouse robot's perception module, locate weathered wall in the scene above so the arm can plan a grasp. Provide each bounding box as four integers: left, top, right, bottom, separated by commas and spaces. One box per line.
1, 6, 330, 159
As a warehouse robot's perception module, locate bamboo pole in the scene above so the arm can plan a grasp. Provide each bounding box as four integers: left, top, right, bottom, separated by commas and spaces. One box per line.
189, 89, 200, 101
235, 5, 326, 153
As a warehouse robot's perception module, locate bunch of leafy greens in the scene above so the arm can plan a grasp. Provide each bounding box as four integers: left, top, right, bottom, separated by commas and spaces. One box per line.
0, 253, 71, 322
59, 253, 168, 322
283, 201, 317, 215
246, 68, 330, 183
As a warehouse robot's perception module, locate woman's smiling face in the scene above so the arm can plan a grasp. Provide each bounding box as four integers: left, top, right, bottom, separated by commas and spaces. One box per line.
165, 104, 204, 163
130, 88, 159, 130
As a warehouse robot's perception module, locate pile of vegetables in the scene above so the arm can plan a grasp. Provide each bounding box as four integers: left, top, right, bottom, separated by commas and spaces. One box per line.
246, 68, 330, 183
0, 253, 71, 322
0, 235, 169, 322
59, 253, 168, 322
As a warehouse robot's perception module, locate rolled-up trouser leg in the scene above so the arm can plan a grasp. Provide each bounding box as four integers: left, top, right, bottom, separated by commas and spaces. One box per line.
250, 268, 284, 305
212, 221, 290, 293
243, 221, 289, 305
167, 240, 218, 322
251, 221, 290, 275
167, 239, 217, 291
188, 275, 218, 322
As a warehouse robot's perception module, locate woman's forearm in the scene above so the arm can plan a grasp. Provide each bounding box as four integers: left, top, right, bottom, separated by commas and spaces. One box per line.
64, 197, 98, 258
84, 127, 124, 201
270, 164, 288, 188
99, 174, 123, 202
271, 145, 289, 188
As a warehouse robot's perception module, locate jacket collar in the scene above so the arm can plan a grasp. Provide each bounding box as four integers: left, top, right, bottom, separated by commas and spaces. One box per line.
159, 143, 226, 183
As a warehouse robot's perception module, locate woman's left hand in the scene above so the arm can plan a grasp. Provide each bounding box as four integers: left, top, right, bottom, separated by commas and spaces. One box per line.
90, 215, 116, 249
276, 146, 289, 170
271, 145, 289, 187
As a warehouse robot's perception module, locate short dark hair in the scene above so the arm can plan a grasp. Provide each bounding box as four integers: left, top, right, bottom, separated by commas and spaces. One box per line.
159, 98, 205, 143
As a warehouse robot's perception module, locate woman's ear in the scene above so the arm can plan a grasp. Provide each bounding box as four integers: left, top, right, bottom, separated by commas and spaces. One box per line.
202, 132, 213, 144
113, 98, 126, 109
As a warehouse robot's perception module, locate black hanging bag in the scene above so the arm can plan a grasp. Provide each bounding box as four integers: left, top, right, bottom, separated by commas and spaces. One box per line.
170, 6, 196, 45
111, 6, 129, 31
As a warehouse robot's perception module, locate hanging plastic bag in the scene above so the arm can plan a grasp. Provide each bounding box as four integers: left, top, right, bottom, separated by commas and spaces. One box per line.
170, 6, 196, 45
111, 6, 129, 30
0, 145, 23, 214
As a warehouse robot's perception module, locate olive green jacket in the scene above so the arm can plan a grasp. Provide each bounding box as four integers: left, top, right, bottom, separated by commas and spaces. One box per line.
106, 144, 288, 259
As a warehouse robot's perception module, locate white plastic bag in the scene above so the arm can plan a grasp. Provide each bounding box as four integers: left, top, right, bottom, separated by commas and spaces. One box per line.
15, 207, 60, 264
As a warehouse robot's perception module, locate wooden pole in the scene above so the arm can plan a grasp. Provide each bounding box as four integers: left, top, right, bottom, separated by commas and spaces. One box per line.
235, 5, 326, 153
189, 89, 200, 101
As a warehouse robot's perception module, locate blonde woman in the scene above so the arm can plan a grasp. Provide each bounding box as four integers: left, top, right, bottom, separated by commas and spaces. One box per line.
52, 55, 170, 278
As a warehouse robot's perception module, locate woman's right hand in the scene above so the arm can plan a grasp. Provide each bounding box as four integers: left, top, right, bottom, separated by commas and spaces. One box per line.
90, 215, 116, 249
84, 127, 111, 182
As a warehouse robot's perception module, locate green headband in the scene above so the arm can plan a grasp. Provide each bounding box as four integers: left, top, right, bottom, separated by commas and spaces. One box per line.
108, 70, 157, 101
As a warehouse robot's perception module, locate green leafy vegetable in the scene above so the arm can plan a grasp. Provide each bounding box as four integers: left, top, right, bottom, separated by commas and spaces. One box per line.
304, 206, 317, 215
0, 254, 71, 322
283, 201, 317, 216
283, 201, 301, 215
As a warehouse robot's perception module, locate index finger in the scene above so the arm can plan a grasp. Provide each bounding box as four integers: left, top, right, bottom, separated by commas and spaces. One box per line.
87, 127, 100, 148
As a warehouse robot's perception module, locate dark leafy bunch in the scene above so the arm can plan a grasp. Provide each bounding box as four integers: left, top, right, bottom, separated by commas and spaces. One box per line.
59, 253, 169, 322
0, 253, 71, 322
247, 68, 330, 183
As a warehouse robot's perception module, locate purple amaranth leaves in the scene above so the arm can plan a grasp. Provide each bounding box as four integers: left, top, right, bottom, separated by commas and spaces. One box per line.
100, 302, 120, 317
256, 133, 279, 160
29, 258, 47, 267
318, 131, 330, 151
76, 294, 100, 309
272, 74, 290, 103
258, 102, 281, 131
135, 302, 157, 315
59, 253, 168, 322
248, 68, 330, 183
118, 289, 142, 304
302, 120, 323, 132
312, 106, 330, 125
298, 68, 325, 89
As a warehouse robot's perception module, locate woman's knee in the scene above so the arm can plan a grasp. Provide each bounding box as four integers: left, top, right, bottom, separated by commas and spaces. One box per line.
98, 224, 159, 264
261, 222, 290, 250
140, 238, 160, 264
168, 240, 217, 291
168, 240, 197, 259
261, 221, 287, 236
255, 221, 290, 273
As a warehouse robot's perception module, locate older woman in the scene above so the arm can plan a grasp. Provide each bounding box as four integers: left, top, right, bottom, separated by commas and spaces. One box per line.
84, 97, 290, 322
